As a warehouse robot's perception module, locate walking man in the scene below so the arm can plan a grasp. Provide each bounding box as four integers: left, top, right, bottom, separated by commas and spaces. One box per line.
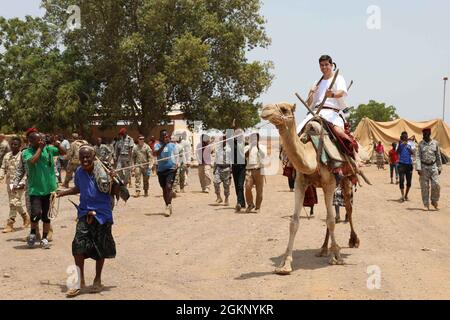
115, 128, 134, 186
196, 134, 213, 193
172, 136, 187, 195
213, 135, 232, 206
154, 130, 178, 217
179, 132, 192, 184
244, 133, 267, 214
56, 134, 70, 183
0, 136, 30, 233
416, 128, 442, 210
95, 137, 114, 165
0, 133, 10, 166
63, 133, 88, 188
396, 131, 415, 202
132, 135, 153, 197
22, 130, 66, 248
232, 128, 246, 212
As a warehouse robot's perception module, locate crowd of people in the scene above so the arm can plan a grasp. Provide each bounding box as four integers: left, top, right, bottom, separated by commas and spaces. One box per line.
0, 126, 271, 296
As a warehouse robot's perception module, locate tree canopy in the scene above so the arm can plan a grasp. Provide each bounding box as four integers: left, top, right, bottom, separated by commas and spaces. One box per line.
9, 0, 272, 136
348, 100, 399, 131
0, 16, 99, 133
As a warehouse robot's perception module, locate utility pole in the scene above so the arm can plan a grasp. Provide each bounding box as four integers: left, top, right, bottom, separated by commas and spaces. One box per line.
444, 77, 448, 122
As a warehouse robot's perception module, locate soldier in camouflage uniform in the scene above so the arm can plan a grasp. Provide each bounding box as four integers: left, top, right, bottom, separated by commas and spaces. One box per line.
0, 137, 30, 233
132, 135, 153, 197
95, 137, 114, 165
0, 133, 11, 166
115, 128, 134, 187
213, 135, 232, 206
63, 133, 88, 188
416, 128, 442, 210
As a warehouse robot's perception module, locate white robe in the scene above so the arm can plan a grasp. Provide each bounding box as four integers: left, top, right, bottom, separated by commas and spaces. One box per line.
297, 108, 345, 134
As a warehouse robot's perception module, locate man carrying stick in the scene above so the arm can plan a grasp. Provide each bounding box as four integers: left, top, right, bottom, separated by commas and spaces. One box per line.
57, 145, 119, 297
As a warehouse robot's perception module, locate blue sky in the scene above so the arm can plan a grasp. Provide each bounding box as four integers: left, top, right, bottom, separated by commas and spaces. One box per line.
1, 0, 449, 125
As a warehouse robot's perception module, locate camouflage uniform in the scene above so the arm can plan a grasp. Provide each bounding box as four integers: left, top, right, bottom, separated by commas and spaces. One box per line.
0, 140, 10, 168
95, 143, 114, 164
172, 143, 186, 193
213, 143, 232, 199
64, 139, 88, 187
416, 139, 442, 207
132, 143, 153, 192
0, 151, 27, 223
13, 149, 31, 213
115, 135, 134, 185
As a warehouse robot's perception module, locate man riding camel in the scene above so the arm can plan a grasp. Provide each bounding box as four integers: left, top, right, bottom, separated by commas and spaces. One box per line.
297, 55, 348, 134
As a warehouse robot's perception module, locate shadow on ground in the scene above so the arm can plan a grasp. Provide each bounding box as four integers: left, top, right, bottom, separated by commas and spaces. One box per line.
235, 249, 351, 280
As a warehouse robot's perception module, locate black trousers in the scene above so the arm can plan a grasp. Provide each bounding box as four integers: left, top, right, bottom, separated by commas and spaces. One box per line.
398, 163, 413, 190
232, 164, 246, 207
30, 195, 51, 223
157, 169, 176, 205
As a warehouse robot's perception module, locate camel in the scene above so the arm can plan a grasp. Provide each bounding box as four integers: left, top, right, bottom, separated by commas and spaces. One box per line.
261, 102, 360, 275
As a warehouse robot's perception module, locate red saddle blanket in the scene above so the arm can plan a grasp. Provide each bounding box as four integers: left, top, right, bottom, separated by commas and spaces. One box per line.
326, 122, 359, 158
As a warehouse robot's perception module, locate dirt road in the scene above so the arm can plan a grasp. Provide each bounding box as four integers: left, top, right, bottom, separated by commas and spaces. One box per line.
0, 166, 449, 299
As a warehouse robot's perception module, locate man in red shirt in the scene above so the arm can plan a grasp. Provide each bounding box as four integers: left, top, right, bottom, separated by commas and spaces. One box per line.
388, 143, 399, 184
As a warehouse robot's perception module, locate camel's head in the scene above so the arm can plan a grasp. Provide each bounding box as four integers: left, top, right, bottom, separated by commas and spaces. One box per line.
261, 102, 296, 127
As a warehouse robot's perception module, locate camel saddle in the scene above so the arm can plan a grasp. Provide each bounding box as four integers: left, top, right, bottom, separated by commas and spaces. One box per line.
299, 118, 371, 186
299, 119, 359, 178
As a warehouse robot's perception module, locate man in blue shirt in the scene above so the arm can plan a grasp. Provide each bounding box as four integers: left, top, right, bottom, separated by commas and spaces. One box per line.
57, 145, 119, 297
153, 130, 178, 217
396, 131, 415, 202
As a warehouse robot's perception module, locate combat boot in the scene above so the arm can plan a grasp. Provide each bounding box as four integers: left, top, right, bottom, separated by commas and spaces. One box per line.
22, 214, 31, 228
134, 191, 141, 198
2, 219, 14, 233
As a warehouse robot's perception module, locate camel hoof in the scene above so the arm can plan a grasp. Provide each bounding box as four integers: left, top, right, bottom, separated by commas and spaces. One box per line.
274, 258, 293, 275
274, 267, 292, 275
349, 238, 360, 248
315, 248, 328, 257
329, 257, 344, 265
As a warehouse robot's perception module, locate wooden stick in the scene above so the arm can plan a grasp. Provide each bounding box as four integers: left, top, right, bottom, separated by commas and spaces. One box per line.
347, 80, 354, 91
316, 69, 340, 115
295, 92, 315, 115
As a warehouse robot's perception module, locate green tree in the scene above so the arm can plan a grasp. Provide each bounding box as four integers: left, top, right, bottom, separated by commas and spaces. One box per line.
348, 100, 399, 131
0, 16, 99, 134
43, 0, 273, 135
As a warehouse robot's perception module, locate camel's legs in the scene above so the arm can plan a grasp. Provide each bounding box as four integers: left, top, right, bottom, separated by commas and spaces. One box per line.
342, 178, 360, 248
323, 182, 344, 265
316, 228, 329, 257
275, 175, 306, 275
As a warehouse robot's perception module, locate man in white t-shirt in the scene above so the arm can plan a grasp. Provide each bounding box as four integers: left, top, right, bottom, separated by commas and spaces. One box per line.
297, 55, 348, 134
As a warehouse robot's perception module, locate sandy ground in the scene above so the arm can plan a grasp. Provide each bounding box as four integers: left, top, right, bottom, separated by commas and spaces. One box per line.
0, 165, 449, 300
